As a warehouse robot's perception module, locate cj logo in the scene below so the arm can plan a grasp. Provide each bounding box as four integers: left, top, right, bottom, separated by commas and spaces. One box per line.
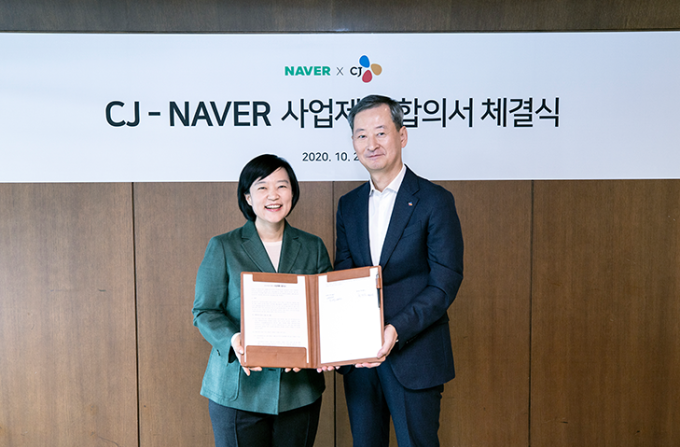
349, 55, 382, 83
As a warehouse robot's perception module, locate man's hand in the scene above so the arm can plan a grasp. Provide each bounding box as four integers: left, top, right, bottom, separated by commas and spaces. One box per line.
356, 324, 398, 368
231, 332, 262, 376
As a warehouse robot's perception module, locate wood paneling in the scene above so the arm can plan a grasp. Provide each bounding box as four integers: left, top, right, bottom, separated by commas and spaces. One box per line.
0, 183, 137, 447
0, 0, 334, 32
2, 0, 679, 32
133, 181, 335, 447
531, 180, 680, 447
331, 0, 680, 32
441, 180, 531, 447
332, 180, 532, 447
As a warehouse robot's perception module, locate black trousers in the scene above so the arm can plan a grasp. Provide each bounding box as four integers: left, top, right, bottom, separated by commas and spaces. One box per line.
344, 364, 444, 447
208, 397, 322, 447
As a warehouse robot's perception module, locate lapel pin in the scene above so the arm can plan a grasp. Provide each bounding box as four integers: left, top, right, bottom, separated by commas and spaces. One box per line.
408, 202, 413, 206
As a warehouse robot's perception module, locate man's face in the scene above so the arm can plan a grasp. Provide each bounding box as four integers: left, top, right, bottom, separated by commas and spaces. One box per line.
352, 104, 407, 180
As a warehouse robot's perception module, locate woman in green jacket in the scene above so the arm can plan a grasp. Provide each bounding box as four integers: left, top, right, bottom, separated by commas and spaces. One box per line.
193, 154, 332, 447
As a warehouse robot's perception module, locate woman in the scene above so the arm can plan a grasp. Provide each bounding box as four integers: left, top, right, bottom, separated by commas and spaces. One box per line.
192, 154, 332, 447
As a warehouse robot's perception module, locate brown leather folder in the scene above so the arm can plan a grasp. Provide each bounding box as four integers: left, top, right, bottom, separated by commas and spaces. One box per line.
240, 266, 384, 369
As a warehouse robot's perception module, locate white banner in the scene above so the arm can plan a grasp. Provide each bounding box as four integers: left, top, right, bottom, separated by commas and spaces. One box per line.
1, 32, 679, 182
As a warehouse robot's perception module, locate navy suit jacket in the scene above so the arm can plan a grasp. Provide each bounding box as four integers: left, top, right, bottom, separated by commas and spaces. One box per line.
335, 167, 464, 390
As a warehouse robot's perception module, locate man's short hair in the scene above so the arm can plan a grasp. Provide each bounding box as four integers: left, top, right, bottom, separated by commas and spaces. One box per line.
347, 95, 404, 132
237, 154, 300, 221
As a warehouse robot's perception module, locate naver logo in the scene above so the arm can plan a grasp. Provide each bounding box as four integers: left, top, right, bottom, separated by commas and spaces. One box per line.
283, 55, 383, 82
285, 66, 331, 76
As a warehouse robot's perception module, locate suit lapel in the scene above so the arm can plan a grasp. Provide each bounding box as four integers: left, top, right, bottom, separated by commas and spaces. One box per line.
241, 220, 276, 273
278, 222, 301, 273
354, 183, 372, 267
379, 168, 419, 267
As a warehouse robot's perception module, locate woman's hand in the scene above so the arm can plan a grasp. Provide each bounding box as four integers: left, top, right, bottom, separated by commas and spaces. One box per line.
231, 332, 262, 376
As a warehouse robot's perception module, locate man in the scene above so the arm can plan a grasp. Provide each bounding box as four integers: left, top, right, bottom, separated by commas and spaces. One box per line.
334, 95, 464, 447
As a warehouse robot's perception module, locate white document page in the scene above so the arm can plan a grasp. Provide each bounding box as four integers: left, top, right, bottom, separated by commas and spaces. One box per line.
317, 267, 383, 364
242, 274, 309, 355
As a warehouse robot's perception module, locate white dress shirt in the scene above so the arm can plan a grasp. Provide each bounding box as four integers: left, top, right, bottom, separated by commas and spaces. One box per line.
263, 240, 282, 272
369, 164, 407, 266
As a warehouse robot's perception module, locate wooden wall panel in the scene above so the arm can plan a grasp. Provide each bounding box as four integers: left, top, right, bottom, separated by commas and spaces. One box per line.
331, 0, 680, 32
133, 181, 335, 447
531, 180, 680, 447
0, 183, 137, 447
2, 0, 679, 32
0, 0, 334, 32
332, 180, 532, 447
440, 180, 531, 447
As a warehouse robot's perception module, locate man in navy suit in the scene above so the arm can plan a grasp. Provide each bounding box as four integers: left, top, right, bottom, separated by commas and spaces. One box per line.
334, 95, 464, 447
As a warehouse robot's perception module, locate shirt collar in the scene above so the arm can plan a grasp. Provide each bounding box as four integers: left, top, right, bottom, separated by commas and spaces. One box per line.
369, 164, 407, 196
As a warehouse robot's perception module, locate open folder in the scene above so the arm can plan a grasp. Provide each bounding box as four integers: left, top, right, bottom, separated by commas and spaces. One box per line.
240, 266, 384, 369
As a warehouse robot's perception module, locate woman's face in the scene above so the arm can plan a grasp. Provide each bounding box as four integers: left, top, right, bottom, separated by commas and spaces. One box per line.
245, 167, 293, 226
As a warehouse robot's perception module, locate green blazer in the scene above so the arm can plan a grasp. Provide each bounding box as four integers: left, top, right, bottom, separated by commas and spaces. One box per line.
193, 220, 332, 415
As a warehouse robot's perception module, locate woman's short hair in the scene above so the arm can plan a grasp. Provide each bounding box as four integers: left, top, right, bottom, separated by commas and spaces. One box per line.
347, 95, 404, 132
237, 154, 300, 221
